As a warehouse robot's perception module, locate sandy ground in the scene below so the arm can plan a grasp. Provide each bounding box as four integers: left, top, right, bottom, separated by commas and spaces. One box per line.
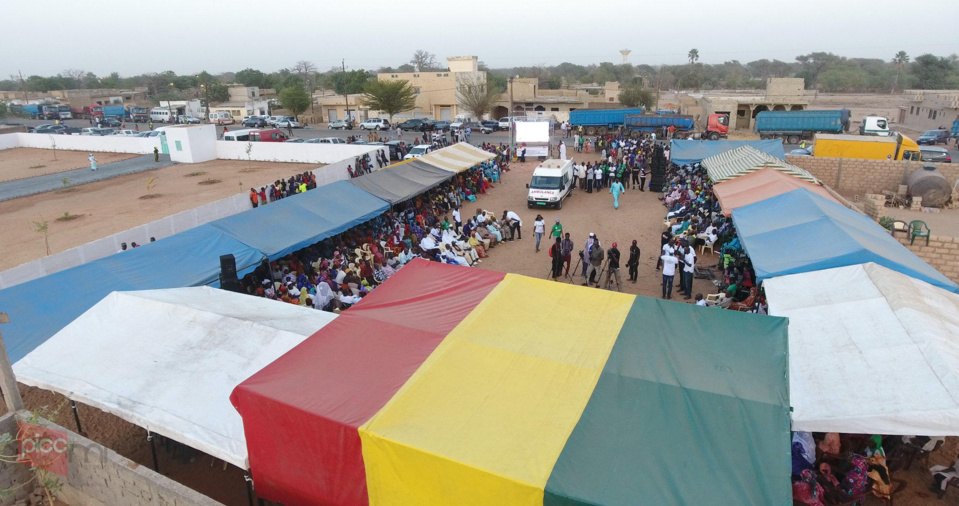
0, 148, 140, 183
473, 156, 721, 300
0, 158, 320, 271
886, 207, 959, 238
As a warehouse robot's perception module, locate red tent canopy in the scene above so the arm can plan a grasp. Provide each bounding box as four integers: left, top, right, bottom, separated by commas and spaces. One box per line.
713, 166, 841, 217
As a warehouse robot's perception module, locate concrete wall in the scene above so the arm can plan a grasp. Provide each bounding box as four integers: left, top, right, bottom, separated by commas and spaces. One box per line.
0, 414, 34, 506
786, 155, 959, 197
0, 412, 222, 506
1, 132, 155, 154
895, 234, 959, 284
165, 125, 217, 163
215, 140, 386, 165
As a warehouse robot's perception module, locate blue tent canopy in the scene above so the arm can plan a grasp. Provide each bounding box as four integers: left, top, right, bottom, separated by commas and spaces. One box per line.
669, 140, 786, 166
0, 225, 265, 364
731, 188, 959, 293
210, 181, 389, 262
0, 180, 389, 364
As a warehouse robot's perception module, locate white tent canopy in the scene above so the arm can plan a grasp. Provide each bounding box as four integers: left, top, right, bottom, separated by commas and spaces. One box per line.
13, 287, 336, 469
765, 263, 959, 435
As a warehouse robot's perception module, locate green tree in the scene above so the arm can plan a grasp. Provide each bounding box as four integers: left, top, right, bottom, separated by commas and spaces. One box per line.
236, 68, 272, 88
326, 70, 370, 95
362, 79, 417, 123
618, 84, 655, 109
795, 52, 840, 88
688, 49, 699, 64
0, 102, 7, 118
911, 54, 957, 89
456, 77, 501, 120
892, 51, 910, 93
278, 85, 311, 120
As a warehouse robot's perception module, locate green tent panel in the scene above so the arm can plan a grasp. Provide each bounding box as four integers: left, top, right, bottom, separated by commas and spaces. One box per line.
544, 297, 792, 506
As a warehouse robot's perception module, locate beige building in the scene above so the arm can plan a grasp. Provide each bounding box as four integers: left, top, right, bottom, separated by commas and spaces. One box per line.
683, 78, 808, 131
1, 88, 150, 108
900, 90, 959, 132
377, 55, 486, 121
491, 79, 622, 121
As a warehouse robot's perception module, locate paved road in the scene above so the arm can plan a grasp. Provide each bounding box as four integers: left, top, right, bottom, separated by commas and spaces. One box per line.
0, 153, 173, 202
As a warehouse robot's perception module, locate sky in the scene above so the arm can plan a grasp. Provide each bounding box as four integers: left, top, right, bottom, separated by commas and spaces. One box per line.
3, 0, 959, 78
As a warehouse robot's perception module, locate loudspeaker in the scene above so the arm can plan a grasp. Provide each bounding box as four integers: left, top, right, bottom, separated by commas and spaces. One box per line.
219, 254, 242, 293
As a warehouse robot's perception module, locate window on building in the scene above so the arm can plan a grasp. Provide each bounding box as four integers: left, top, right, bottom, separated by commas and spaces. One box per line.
910, 106, 914, 114
551, 107, 559, 111
413, 74, 419, 78
437, 73, 443, 77
933, 110, 938, 120
391, 74, 398, 78
414, 87, 421, 95
609, 97, 614, 102
929, 110, 933, 119
443, 73, 449, 77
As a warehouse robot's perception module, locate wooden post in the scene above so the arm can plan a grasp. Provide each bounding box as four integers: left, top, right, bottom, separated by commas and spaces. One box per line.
0, 313, 24, 413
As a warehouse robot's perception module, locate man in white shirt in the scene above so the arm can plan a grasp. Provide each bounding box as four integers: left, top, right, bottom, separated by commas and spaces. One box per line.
398, 245, 414, 265
660, 250, 679, 299
420, 235, 440, 257
681, 246, 696, 300
505, 210, 522, 240
452, 207, 462, 232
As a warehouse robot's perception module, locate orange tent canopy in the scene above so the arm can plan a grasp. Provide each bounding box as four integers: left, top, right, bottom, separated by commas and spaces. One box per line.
714, 167, 841, 217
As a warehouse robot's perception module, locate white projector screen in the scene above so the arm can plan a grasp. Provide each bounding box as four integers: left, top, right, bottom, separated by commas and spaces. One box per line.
515, 121, 550, 143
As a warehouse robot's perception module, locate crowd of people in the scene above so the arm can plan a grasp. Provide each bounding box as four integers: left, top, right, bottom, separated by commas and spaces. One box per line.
236, 151, 511, 312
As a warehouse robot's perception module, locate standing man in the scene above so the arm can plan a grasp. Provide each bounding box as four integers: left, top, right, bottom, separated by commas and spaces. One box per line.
559, 140, 567, 160
561, 232, 574, 277
88, 153, 98, 171
153, 146, 159, 162
609, 178, 625, 209
149, 121, 153, 131
586, 164, 594, 193
452, 205, 462, 233
584, 235, 604, 287
549, 237, 564, 279
681, 244, 696, 299
605, 242, 622, 290
639, 164, 647, 192
287, 121, 294, 137
631, 160, 641, 189
551, 218, 563, 242
249, 188, 259, 208
656, 230, 673, 270
627, 240, 640, 282
660, 249, 679, 299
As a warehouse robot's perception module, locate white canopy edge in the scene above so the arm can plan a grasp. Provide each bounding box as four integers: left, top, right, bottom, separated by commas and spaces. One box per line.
13, 287, 337, 469
766, 263, 959, 436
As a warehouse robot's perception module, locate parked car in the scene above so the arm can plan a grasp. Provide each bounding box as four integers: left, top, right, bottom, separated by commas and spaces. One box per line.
360, 118, 390, 130
383, 140, 406, 160
918, 129, 950, 145
242, 116, 268, 128
432, 120, 451, 132
919, 146, 952, 163
480, 120, 499, 133
788, 147, 812, 156
274, 117, 302, 129
249, 129, 289, 142
306, 137, 347, 144
115, 129, 140, 136
403, 144, 433, 160
398, 119, 428, 131
57, 127, 82, 135
34, 124, 65, 134
460, 121, 489, 134
498, 117, 511, 130
328, 119, 353, 130
181, 116, 201, 124
99, 117, 121, 128
81, 128, 115, 136
286, 138, 307, 143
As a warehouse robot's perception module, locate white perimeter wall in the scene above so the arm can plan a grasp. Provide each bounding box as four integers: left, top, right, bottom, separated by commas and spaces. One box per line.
215, 140, 386, 165
3, 132, 155, 154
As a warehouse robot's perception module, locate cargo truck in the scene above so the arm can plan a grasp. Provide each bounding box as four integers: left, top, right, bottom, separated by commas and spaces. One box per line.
624, 113, 729, 140
126, 106, 149, 123
569, 108, 644, 135
19, 105, 41, 119
812, 133, 921, 161
70, 104, 103, 120
755, 110, 844, 144
41, 105, 60, 120
102, 105, 128, 120
57, 105, 72, 119
951, 120, 959, 143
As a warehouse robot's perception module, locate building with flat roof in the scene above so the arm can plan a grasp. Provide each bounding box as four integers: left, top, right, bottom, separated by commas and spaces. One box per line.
681, 78, 808, 131
900, 90, 959, 132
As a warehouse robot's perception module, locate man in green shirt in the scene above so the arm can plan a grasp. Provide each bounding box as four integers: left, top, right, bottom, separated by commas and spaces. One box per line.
551, 218, 563, 240
441, 216, 451, 231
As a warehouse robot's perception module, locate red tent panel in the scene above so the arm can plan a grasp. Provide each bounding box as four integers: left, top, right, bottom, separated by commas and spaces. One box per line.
231, 259, 505, 506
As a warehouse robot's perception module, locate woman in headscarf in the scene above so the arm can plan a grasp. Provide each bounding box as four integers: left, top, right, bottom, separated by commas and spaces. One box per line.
840, 455, 870, 504
816, 463, 845, 504
819, 433, 841, 456
792, 431, 816, 477
792, 469, 826, 506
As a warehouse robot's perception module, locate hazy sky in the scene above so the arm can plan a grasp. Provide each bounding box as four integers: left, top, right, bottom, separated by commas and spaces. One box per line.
4, 0, 958, 77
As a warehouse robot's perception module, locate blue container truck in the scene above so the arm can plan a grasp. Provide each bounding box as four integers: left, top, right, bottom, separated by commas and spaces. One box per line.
126, 106, 149, 123
20, 104, 41, 118
102, 105, 128, 120
951, 120, 959, 141
754, 110, 844, 143
569, 108, 644, 135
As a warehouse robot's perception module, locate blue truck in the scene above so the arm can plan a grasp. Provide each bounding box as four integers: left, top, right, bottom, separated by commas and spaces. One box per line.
569, 108, 644, 135
754, 110, 844, 143
102, 105, 128, 120
126, 106, 149, 123
19, 104, 41, 118
952, 120, 959, 142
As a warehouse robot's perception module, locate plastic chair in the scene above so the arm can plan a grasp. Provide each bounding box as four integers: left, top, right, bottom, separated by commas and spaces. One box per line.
908, 220, 931, 245
700, 237, 716, 256
891, 220, 909, 237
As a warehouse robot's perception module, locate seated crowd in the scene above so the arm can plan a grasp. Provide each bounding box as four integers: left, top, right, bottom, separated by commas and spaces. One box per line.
237, 156, 510, 313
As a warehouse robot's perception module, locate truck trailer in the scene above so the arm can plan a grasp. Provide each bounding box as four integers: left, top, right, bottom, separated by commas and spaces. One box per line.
126, 106, 149, 123
755, 110, 844, 143
569, 108, 644, 135
102, 105, 128, 120
624, 113, 729, 140
812, 133, 921, 161
70, 104, 103, 120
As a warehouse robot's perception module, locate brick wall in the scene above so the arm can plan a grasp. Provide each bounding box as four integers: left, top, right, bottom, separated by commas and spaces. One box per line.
786, 155, 959, 197
895, 234, 959, 284
0, 414, 35, 506
0, 412, 222, 506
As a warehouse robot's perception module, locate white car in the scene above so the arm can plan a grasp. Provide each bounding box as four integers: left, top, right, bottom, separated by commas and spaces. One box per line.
360, 118, 390, 131
498, 117, 511, 130
115, 129, 140, 136
181, 116, 201, 124
403, 144, 433, 160
274, 117, 301, 128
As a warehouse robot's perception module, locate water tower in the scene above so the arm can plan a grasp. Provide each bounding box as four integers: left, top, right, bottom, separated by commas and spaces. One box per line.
620, 49, 631, 64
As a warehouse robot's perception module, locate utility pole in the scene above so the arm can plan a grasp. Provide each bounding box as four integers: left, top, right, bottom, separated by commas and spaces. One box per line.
508, 76, 514, 162
0, 313, 24, 413
342, 59, 350, 125
19, 70, 27, 104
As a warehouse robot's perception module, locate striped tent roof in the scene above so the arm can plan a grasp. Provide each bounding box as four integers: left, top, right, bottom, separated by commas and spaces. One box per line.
420, 142, 495, 173
704, 145, 818, 184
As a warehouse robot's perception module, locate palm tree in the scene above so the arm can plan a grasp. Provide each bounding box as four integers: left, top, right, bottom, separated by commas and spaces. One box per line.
892, 51, 909, 94
688, 49, 700, 65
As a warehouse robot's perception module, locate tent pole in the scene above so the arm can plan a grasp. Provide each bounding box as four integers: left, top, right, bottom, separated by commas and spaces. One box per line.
147, 431, 159, 472
69, 400, 83, 435
245, 473, 255, 506
0, 313, 24, 414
